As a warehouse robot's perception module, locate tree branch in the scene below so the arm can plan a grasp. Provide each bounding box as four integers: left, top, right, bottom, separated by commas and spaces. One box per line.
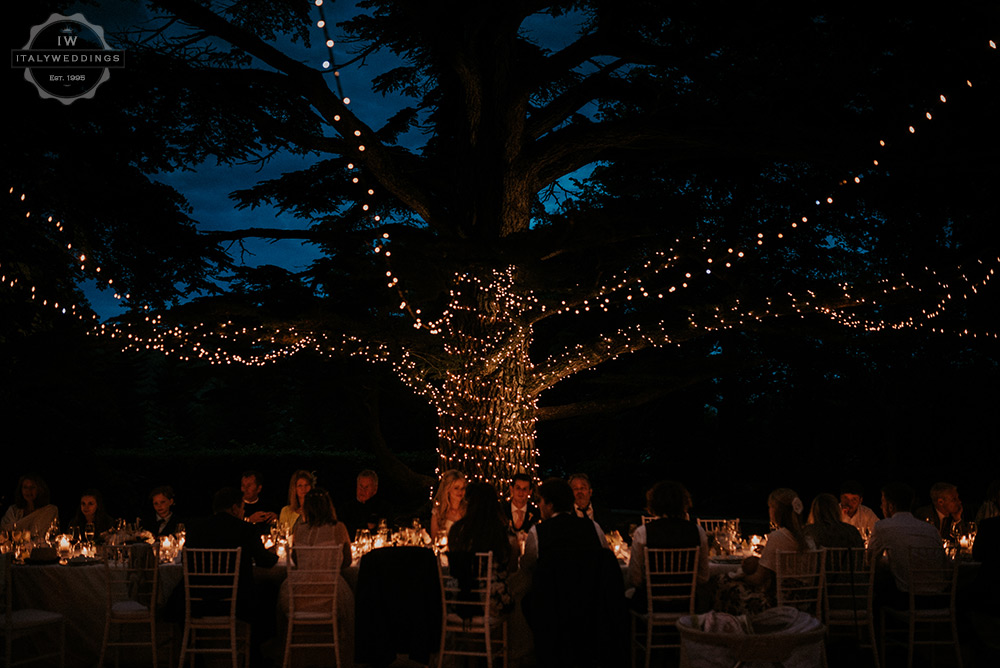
151, 0, 438, 223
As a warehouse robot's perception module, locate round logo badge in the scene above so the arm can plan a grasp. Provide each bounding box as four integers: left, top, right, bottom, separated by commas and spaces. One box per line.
12, 13, 125, 105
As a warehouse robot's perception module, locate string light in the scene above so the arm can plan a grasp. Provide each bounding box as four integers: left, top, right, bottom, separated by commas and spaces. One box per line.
4, 32, 1000, 489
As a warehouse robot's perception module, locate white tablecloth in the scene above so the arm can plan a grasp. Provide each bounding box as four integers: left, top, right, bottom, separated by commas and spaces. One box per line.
11, 562, 106, 667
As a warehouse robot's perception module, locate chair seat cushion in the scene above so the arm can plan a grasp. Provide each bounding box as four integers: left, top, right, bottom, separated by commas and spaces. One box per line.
6, 609, 64, 627
112, 600, 151, 618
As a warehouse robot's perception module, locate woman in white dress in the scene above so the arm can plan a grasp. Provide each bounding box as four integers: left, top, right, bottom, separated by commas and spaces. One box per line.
279, 487, 353, 666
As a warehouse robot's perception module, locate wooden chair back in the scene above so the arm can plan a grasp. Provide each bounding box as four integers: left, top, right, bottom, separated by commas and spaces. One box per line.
776, 549, 826, 620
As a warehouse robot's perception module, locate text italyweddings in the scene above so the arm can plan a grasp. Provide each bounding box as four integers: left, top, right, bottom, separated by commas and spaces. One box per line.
13, 51, 124, 66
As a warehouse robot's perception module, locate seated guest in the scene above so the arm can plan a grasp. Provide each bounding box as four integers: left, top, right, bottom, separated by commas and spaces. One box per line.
839, 480, 879, 537
520, 478, 609, 575
147, 485, 182, 537
969, 511, 1000, 611
447, 482, 517, 620
627, 480, 710, 611
67, 488, 114, 539
867, 481, 946, 611
279, 470, 315, 532
430, 469, 467, 538
184, 487, 279, 622
292, 488, 352, 568
975, 479, 1000, 523
1, 474, 59, 537
522, 478, 625, 667
568, 472, 614, 532
280, 487, 354, 667
917, 481, 973, 539
805, 493, 865, 549
240, 470, 278, 533
717, 488, 815, 615
502, 473, 538, 536
340, 469, 392, 537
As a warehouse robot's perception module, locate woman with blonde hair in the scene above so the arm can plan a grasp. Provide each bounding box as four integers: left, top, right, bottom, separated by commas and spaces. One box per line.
430, 469, 467, 537
279, 470, 316, 531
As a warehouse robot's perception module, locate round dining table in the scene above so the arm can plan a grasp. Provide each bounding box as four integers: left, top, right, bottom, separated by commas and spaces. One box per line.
11, 560, 106, 667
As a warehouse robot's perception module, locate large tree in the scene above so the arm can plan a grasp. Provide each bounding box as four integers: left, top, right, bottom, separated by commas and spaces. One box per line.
6, 1, 1000, 487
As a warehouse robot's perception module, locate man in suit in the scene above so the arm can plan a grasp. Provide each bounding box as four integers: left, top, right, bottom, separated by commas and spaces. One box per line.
502, 473, 538, 535
184, 487, 279, 622
340, 469, 392, 537
568, 472, 614, 532
917, 482, 972, 539
521, 478, 625, 667
240, 470, 277, 535
520, 478, 607, 574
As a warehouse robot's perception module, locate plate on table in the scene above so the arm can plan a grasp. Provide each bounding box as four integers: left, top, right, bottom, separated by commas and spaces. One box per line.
68, 557, 99, 566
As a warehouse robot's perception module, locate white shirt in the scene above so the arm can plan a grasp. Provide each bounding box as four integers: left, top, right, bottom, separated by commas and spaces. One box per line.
758, 527, 816, 574
842, 504, 879, 535
866, 511, 945, 592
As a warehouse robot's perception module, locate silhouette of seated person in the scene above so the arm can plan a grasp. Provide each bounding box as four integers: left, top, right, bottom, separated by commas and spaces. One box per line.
182, 487, 279, 622
867, 482, 946, 612
522, 478, 627, 668
627, 480, 710, 613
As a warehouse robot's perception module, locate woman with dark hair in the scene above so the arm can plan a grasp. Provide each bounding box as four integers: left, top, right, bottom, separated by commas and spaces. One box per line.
1, 474, 59, 536
447, 482, 516, 620
68, 488, 114, 539
627, 480, 710, 609
742, 489, 815, 591
292, 487, 352, 567
280, 487, 354, 666
715, 488, 817, 615
803, 493, 864, 549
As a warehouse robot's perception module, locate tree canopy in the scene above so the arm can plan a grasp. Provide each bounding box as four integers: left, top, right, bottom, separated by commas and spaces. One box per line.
5, 1, 1000, 488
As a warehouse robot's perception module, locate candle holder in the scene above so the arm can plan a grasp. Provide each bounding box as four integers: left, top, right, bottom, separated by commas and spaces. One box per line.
55, 534, 73, 564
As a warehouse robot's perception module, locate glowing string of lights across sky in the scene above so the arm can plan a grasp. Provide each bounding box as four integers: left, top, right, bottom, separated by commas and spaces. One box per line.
3, 23, 1000, 357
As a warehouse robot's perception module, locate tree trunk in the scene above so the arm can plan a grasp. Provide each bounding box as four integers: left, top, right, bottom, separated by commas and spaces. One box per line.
431, 269, 538, 488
